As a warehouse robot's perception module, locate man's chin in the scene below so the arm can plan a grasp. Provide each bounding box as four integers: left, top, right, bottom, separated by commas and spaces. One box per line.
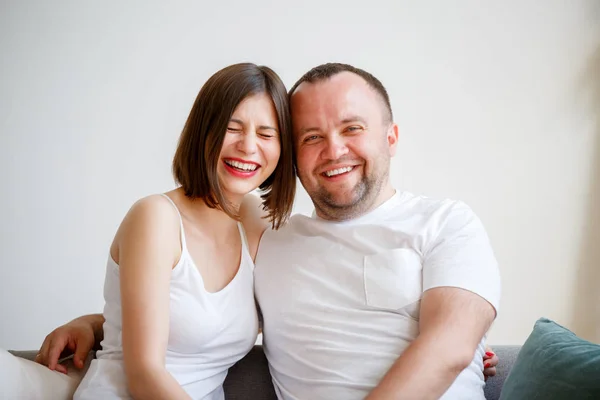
319, 193, 361, 210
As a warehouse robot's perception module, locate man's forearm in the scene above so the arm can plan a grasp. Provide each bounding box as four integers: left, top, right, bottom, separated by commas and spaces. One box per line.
78, 313, 105, 350
368, 286, 496, 399
366, 334, 472, 400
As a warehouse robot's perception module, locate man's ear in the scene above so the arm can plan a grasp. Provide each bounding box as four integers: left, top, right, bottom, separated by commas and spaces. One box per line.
387, 123, 399, 156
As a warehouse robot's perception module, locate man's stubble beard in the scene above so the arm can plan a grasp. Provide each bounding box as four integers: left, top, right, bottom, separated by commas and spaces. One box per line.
303, 160, 390, 222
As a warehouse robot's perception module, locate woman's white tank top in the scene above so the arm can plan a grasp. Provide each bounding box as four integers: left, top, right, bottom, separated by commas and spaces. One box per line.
74, 194, 259, 399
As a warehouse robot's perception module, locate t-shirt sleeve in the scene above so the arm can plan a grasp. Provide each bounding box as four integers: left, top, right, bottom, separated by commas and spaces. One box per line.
422, 201, 501, 315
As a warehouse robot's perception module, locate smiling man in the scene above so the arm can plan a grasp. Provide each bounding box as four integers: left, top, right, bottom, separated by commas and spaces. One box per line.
253, 64, 501, 399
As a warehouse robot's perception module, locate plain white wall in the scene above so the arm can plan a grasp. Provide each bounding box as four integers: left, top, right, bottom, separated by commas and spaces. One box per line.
1, 0, 599, 350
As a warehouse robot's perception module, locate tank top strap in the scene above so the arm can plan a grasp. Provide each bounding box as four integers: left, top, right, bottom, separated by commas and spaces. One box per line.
236, 222, 254, 272
237, 222, 249, 252
159, 193, 188, 251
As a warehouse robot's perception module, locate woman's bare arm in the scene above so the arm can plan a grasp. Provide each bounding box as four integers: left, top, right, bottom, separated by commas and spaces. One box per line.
117, 196, 191, 400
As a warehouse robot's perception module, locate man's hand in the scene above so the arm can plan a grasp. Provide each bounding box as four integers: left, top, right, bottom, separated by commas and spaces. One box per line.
35, 314, 104, 374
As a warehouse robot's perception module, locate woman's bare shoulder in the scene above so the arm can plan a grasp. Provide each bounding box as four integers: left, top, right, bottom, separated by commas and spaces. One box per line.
110, 194, 181, 263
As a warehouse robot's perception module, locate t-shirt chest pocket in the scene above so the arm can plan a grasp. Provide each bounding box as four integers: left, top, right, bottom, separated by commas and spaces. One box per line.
363, 248, 423, 310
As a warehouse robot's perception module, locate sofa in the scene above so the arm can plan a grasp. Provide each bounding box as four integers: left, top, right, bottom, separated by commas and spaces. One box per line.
9, 345, 521, 400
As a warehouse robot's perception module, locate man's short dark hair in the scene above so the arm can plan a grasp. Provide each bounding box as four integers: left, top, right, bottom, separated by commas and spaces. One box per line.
288, 63, 393, 123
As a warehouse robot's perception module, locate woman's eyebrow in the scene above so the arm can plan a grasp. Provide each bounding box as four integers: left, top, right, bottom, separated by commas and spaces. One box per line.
230, 118, 278, 133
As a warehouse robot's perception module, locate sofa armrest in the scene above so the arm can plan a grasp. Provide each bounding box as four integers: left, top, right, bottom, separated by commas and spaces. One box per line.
8, 350, 38, 362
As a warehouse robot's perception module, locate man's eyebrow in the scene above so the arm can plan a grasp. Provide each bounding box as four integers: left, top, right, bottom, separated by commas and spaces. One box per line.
340, 116, 367, 125
299, 126, 321, 135
298, 116, 367, 135
229, 118, 278, 132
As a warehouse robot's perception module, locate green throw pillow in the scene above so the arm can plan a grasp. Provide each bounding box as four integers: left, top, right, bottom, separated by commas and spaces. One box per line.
499, 317, 600, 399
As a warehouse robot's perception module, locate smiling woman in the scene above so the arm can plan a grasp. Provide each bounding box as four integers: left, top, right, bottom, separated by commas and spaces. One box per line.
3, 63, 297, 400
67, 63, 297, 399
66, 63, 297, 400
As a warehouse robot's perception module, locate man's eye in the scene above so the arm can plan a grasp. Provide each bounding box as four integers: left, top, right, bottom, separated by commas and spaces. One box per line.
304, 135, 319, 142
346, 126, 363, 132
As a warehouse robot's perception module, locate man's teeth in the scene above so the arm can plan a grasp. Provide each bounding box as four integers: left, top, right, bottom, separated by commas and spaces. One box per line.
225, 160, 258, 171
324, 166, 353, 177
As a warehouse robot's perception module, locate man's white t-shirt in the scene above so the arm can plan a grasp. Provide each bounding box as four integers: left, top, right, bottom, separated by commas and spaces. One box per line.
254, 190, 501, 400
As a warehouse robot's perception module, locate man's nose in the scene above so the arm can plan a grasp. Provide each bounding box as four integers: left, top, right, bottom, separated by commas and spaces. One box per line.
323, 135, 349, 160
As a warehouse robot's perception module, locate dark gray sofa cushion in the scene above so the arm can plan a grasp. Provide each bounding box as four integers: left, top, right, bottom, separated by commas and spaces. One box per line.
224, 346, 277, 399
482, 345, 521, 400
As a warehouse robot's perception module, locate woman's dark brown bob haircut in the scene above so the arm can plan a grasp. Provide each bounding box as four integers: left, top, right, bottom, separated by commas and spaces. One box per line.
172, 63, 295, 229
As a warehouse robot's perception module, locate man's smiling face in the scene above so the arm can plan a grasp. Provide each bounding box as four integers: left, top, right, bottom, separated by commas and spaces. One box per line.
291, 71, 398, 220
